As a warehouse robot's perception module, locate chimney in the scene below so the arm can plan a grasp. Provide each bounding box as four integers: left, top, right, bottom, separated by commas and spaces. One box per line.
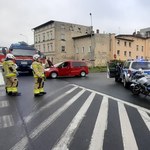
96, 29, 99, 34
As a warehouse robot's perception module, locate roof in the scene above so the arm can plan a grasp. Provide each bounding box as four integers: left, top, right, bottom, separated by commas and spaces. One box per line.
33, 20, 55, 30
115, 34, 148, 40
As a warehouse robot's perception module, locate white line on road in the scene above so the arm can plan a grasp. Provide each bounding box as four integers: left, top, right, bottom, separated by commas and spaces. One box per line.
51, 92, 96, 150
72, 84, 150, 114
0, 115, 14, 128
10, 89, 85, 150
138, 109, 150, 131
0, 101, 9, 108
24, 86, 78, 123
88, 97, 108, 150
118, 103, 138, 150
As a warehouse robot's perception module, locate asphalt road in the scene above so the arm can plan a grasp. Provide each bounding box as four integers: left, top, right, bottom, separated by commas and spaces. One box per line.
0, 73, 150, 150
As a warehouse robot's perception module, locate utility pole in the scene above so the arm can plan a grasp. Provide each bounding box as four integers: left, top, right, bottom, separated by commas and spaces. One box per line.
90, 13, 94, 66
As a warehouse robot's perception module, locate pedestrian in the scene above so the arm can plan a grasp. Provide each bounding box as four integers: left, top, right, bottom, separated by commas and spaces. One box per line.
2, 53, 21, 96
47, 57, 53, 68
32, 54, 46, 97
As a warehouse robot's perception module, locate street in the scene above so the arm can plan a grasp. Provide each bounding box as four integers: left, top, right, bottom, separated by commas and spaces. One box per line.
0, 73, 150, 150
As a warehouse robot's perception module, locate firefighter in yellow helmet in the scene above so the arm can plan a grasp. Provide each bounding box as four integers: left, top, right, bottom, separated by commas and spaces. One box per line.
2, 53, 21, 96
32, 54, 46, 97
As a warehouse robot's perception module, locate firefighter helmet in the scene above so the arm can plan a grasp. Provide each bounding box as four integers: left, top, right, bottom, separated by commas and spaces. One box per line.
6, 53, 15, 59
33, 54, 40, 60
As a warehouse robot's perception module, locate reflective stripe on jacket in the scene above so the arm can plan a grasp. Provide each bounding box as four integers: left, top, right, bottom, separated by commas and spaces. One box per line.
32, 61, 45, 78
2, 60, 17, 77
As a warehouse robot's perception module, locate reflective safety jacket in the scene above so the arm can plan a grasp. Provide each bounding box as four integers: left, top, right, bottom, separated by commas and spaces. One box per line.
32, 61, 45, 78
2, 60, 17, 77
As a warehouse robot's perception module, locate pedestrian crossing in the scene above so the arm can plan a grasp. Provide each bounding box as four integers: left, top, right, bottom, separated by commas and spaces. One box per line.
0, 99, 14, 129
9, 84, 150, 150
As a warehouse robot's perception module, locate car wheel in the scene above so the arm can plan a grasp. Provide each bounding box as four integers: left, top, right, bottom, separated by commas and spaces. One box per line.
50, 72, 57, 79
80, 71, 86, 77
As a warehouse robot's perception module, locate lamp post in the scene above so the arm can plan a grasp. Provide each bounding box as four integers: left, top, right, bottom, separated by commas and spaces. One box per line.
20, 34, 28, 44
89, 13, 94, 66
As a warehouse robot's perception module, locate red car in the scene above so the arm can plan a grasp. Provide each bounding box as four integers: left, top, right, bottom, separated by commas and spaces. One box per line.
44, 60, 89, 78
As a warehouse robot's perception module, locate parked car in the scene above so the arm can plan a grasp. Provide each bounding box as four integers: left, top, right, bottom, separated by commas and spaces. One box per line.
107, 59, 150, 88
44, 60, 89, 78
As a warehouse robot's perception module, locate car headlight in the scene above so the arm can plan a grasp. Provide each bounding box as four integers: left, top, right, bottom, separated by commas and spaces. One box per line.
45, 68, 50, 71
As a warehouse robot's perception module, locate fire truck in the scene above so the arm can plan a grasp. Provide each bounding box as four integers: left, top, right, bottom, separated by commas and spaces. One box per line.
0, 42, 45, 73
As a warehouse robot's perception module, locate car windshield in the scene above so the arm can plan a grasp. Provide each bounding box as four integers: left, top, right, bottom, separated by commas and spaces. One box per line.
131, 62, 150, 70
11, 49, 35, 56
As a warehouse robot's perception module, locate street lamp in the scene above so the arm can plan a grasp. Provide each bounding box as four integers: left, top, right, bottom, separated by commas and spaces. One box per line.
89, 13, 94, 66
20, 34, 28, 44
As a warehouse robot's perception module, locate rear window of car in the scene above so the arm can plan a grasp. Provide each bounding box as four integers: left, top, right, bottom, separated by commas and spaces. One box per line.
72, 62, 86, 67
131, 62, 150, 70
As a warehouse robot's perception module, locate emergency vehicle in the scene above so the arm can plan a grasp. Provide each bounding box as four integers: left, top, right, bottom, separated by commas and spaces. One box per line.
0, 42, 45, 73
107, 59, 150, 88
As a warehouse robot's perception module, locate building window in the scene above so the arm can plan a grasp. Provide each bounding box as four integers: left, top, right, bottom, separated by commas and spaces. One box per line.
129, 51, 131, 57
43, 33, 45, 42
76, 48, 79, 54
50, 43, 53, 51
117, 50, 120, 55
129, 42, 131, 47
136, 56, 138, 59
61, 34, 65, 41
47, 43, 49, 52
38, 35, 40, 42
47, 32, 50, 41
117, 40, 120, 45
124, 41, 127, 46
43, 44, 45, 52
61, 46, 65, 52
136, 45, 139, 51
88, 46, 91, 53
141, 46, 144, 52
82, 47, 84, 53
124, 51, 127, 56
50, 31, 53, 40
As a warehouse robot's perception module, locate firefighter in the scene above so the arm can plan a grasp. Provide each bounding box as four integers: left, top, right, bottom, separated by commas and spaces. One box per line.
2, 53, 21, 96
32, 54, 46, 97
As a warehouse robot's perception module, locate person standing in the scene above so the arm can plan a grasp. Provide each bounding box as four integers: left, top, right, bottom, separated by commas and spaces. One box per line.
2, 53, 21, 96
46, 57, 53, 68
32, 54, 46, 97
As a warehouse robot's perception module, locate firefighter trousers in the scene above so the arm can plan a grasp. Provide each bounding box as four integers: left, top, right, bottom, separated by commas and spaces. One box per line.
34, 77, 45, 94
5, 76, 18, 93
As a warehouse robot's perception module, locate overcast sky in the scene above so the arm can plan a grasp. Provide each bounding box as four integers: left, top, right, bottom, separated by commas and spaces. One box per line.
1, 0, 150, 47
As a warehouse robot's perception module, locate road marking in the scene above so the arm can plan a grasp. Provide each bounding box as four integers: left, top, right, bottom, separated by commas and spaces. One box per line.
138, 109, 150, 131
0, 71, 5, 86
0, 101, 9, 108
24, 86, 78, 123
118, 103, 138, 150
88, 97, 108, 150
10, 89, 85, 150
52, 92, 96, 150
0, 115, 14, 128
72, 84, 150, 114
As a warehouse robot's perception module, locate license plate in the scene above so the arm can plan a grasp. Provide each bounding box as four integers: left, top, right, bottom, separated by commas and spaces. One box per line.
21, 61, 27, 64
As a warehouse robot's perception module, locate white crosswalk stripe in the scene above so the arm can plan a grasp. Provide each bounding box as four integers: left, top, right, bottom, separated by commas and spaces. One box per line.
0, 115, 14, 128
0, 99, 15, 129
8, 84, 150, 150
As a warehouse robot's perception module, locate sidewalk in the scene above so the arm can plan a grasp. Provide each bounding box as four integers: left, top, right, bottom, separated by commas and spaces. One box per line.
0, 70, 5, 86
